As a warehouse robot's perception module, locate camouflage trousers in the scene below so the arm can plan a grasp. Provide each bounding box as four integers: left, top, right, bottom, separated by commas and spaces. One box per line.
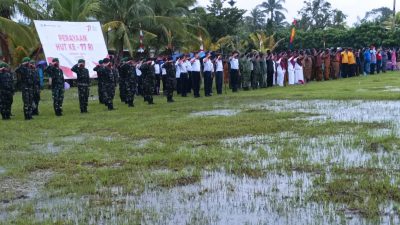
32, 88, 40, 114
52, 87, 64, 114
22, 87, 33, 119
98, 82, 105, 104
103, 84, 115, 109
78, 85, 89, 112
0, 90, 13, 119
241, 73, 251, 90
119, 80, 127, 103
143, 82, 154, 104
165, 77, 176, 99
125, 80, 136, 106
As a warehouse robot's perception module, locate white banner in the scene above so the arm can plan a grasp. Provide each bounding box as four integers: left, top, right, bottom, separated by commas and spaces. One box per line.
34, 20, 108, 79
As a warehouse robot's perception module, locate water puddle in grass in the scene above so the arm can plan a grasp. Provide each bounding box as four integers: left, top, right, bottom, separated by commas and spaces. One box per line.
190, 109, 241, 117
2, 169, 398, 224
368, 128, 394, 137
384, 86, 400, 92
19, 171, 398, 225
32, 142, 63, 154
62, 135, 87, 143
248, 100, 400, 128
222, 132, 399, 170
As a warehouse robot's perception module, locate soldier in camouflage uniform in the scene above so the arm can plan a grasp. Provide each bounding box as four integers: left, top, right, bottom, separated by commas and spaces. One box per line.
162, 57, 176, 103
252, 54, 261, 89
140, 59, 156, 104
0, 62, 14, 120
260, 54, 267, 88
118, 57, 129, 105
98, 58, 116, 110
239, 54, 251, 90
16, 57, 34, 120
72, 59, 90, 113
94, 60, 104, 104
30, 60, 41, 115
118, 57, 136, 107
118, 58, 127, 103
45, 58, 65, 116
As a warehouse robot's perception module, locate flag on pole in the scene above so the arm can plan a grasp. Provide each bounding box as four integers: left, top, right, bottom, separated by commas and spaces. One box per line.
199, 34, 204, 52
289, 19, 297, 49
138, 23, 144, 53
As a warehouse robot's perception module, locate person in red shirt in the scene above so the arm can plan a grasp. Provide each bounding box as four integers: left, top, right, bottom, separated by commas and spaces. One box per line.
376, 50, 382, 74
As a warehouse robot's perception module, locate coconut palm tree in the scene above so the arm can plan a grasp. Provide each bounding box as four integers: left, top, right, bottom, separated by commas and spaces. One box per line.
248, 31, 283, 53
49, 0, 101, 21
259, 0, 287, 23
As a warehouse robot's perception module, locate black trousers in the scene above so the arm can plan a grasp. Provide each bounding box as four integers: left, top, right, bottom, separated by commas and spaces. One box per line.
187, 72, 192, 93
162, 75, 166, 94
180, 73, 188, 97
176, 78, 181, 94
204, 71, 212, 96
192, 71, 201, 97
154, 74, 161, 94
341, 63, 348, 78
348, 64, 355, 77
376, 60, 382, 74
267, 70, 274, 87
370, 63, 376, 74
230, 69, 239, 92
215, 71, 223, 94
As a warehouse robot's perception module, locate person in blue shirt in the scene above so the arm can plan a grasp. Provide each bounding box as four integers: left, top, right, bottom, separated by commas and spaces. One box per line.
363, 48, 371, 75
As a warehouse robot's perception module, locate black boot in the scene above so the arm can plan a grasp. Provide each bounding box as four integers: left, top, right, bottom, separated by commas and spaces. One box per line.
128, 101, 134, 107
55, 109, 62, 116
167, 96, 174, 103
24, 113, 31, 120
148, 97, 154, 105
108, 103, 114, 111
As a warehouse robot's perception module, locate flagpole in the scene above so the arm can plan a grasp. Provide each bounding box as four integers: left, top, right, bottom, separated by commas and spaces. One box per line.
393, 0, 397, 29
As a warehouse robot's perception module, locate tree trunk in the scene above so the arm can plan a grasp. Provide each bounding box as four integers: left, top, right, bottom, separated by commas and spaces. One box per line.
0, 32, 11, 64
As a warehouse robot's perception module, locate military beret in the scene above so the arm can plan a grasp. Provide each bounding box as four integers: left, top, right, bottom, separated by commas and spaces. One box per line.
0, 62, 9, 68
78, 59, 85, 63
103, 58, 110, 63
121, 57, 129, 62
98, 60, 103, 64
52, 58, 59, 63
22, 57, 31, 63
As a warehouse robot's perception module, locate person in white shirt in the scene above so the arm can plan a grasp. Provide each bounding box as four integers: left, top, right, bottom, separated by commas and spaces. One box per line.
184, 55, 192, 94
229, 51, 240, 92
190, 52, 201, 98
214, 54, 224, 94
154, 57, 161, 95
161, 58, 167, 94
179, 55, 189, 97
175, 56, 181, 94
276, 55, 285, 87
135, 60, 143, 95
203, 52, 214, 96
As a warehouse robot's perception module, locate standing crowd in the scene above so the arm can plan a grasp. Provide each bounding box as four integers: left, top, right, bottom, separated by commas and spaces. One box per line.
0, 46, 399, 120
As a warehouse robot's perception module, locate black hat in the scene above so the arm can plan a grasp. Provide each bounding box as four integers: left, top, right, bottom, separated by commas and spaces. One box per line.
103, 58, 110, 63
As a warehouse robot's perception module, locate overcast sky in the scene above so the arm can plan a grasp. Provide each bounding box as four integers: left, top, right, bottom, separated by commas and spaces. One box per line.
196, 0, 399, 26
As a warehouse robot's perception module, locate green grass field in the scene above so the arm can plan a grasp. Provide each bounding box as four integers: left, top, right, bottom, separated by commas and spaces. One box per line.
1, 72, 400, 224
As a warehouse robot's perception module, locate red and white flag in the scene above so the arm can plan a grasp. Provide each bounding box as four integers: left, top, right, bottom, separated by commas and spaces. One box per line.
138, 25, 144, 53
